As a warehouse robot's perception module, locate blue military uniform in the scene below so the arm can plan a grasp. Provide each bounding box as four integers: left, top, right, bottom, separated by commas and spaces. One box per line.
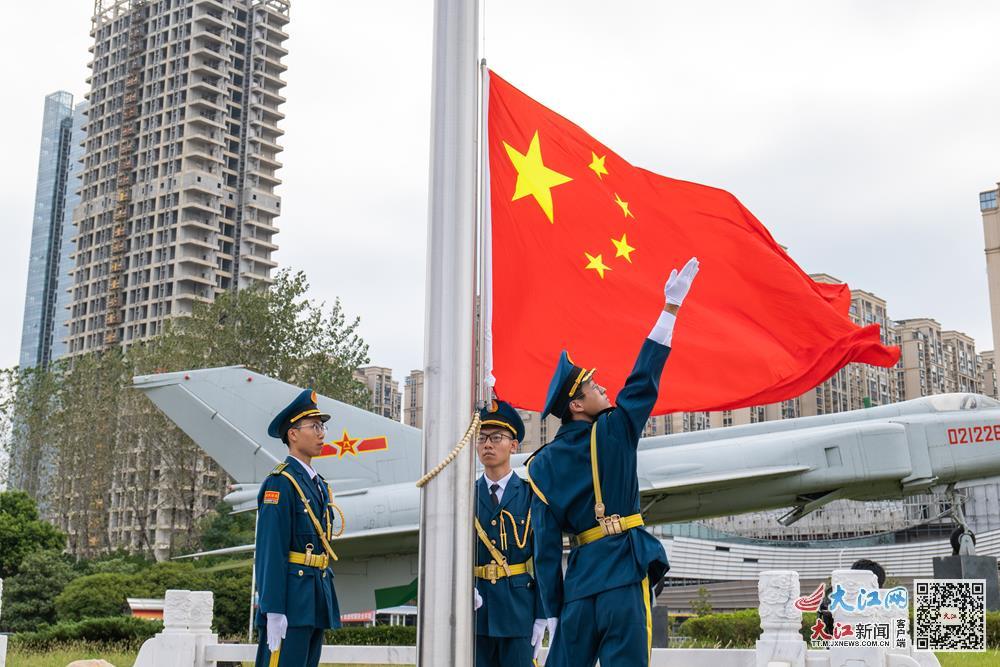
527, 342, 671, 667
474, 401, 542, 667
254, 389, 342, 667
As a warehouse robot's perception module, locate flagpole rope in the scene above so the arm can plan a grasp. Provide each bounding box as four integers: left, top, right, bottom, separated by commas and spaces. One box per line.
415, 412, 481, 488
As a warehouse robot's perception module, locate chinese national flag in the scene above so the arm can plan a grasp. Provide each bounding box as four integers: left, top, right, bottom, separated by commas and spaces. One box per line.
486, 71, 900, 414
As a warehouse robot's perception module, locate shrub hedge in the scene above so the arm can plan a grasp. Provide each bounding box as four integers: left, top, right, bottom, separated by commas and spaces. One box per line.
11, 616, 163, 651
326, 625, 417, 646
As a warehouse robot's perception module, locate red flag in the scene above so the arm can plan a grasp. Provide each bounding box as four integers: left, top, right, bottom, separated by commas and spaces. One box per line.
486, 71, 899, 414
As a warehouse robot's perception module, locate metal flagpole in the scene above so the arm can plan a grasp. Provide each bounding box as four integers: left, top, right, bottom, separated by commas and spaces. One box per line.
248, 510, 259, 642
416, 0, 480, 664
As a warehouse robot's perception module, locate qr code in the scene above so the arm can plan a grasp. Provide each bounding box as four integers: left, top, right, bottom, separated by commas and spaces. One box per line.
913, 579, 985, 651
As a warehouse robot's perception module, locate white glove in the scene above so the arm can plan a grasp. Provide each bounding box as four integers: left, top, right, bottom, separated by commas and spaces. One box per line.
664, 256, 700, 307
266, 612, 287, 652
474, 588, 483, 610
531, 618, 546, 657
532, 617, 558, 661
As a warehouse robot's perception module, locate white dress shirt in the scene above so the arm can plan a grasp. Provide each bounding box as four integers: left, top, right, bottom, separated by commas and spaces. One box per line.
483, 469, 515, 504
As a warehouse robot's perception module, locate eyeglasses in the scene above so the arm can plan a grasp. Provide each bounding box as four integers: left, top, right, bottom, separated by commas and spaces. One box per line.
477, 432, 513, 445
573, 380, 605, 401
294, 422, 328, 435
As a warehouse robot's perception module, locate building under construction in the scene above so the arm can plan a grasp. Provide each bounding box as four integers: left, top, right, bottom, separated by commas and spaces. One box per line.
68, 0, 289, 354
54, 0, 289, 558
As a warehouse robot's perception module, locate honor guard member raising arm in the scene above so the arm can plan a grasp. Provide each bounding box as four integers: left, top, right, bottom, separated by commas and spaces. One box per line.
473, 400, 551, 666
254, 389, 342, 667
527, 257, 700, 667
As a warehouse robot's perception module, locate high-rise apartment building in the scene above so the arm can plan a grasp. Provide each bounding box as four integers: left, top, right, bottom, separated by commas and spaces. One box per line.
57, 0, 291, 559
941, 330, 980, 394
980, 184, 1000, 357
895, 318, 947, 399
403, 369, 424, 428
980, 350, 999, 400
355, 366, 402, 421
19, 92, 81, 369
68, 0, 289, 353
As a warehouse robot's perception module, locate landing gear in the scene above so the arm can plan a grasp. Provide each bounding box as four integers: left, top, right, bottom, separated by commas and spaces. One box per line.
950, 526, 977, 556
944, 484, 976, 556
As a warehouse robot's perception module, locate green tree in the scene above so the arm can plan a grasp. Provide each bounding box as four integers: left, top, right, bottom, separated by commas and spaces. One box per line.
132, 561, 209, 596
54, 572, 135, 622
0, 551, 76, 631
122, 269, 372, 558
47, 351, 127, 557
690, 586, 714, 616
196, 502, 256, 552
0, 491, 66, 578
136, 269, 372, 407
0, 269, 373, 561
207, 567, 253, 638
77, 550, 149, 576
0, 365, 60, 499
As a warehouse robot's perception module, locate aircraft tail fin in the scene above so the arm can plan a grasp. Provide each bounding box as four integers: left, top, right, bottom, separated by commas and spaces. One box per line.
133, 366, 422, 489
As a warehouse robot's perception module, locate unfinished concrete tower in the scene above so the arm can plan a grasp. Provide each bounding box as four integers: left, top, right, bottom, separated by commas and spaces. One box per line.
68, 0, 289, 353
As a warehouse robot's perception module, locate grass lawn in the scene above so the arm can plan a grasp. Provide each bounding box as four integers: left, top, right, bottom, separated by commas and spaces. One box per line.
936, 651, 1000, 666
6, 647, 137, 667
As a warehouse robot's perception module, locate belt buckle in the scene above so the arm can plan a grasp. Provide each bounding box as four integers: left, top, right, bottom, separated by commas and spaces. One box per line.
599, 514, 624, 537
484, 562, 500, 584
304, 543, 321, 568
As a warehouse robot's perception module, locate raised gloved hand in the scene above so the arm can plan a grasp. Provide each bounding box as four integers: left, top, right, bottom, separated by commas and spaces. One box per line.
474, 587, 483, 611
266, 612, 287, 652
664, 256, 699, 307
531, 618, 546, 656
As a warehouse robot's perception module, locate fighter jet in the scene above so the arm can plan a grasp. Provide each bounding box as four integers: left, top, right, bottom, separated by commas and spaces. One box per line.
134, 366, 1000, 612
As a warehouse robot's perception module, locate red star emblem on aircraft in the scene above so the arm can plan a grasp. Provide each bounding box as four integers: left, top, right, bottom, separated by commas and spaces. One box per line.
333, 430, 359, 458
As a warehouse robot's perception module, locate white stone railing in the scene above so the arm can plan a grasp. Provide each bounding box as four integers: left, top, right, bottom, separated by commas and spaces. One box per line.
96, 571, 947, 666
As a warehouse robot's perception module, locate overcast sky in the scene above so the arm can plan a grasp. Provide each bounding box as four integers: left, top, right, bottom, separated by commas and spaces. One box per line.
3, 1, 998, 382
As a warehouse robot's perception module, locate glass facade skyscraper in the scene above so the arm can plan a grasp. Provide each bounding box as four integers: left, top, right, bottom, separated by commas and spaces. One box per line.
19, 91, 77, 369
50, 101, 88, 362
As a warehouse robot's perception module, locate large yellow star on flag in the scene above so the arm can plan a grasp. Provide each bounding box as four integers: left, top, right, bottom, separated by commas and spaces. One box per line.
611, 233, 635, 263
614, 193, 635, 219
584, 252, 611, 279
503, 131, 573, 223
589, 152, 609, 179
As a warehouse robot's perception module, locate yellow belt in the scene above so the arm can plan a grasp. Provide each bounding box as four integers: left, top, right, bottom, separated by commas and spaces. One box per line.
289, 549, 330, 569
474, 561, 530, 583
574, 513, 645, 546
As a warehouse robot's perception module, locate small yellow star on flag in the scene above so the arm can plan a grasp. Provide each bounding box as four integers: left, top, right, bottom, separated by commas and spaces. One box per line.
611, 233, 635, 263
503, 131, 573, 223
584, 252, 611, 279
589, 152, 609, 179
614, 193, 635, 219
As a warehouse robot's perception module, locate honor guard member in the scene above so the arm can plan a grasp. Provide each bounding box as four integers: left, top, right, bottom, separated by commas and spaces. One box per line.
527, 257, 700, 667
473, 400, 551, 666
255, 389, 342, 667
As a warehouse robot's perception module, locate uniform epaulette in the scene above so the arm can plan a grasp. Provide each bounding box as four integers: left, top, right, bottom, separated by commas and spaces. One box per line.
269, 462, 288, 476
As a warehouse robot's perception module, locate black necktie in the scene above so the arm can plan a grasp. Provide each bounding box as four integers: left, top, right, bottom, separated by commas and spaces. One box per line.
315, 477, 325, 503
490, 483, 500, 507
